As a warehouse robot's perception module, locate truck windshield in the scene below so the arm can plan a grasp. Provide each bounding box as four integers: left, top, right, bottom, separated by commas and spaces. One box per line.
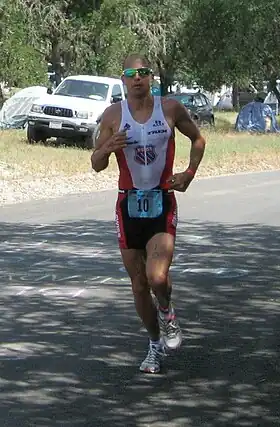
54, 79, 109, 101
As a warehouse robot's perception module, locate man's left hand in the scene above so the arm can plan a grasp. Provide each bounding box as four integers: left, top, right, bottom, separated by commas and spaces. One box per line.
166, 170, 195, 192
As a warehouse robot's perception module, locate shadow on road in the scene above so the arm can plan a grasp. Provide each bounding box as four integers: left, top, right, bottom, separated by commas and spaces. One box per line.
0, 219, 279, 426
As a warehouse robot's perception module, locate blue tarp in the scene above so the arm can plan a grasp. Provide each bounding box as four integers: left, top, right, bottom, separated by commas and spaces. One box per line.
235, 101, 280, 133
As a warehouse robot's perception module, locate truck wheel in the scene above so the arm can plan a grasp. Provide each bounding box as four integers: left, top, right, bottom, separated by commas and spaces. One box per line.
210, 116, 215, 127
92, 123, 101, 148
27, 126, 46, 144
82, 135, 94, 149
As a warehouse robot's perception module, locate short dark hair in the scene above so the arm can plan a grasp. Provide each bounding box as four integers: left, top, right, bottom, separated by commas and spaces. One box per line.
123, 53, 152, 70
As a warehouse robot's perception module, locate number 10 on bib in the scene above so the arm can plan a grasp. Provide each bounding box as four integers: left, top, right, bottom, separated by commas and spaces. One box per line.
127, 190, 163, 218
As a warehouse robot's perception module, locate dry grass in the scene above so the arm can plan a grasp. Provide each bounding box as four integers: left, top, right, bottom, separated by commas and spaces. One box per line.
1, 112, 280, 180
176, 124, 280, 177
196, 112, 280, 176
0, 131, 92, 178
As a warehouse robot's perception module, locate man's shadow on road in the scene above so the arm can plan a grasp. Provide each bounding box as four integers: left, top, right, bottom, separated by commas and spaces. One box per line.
0, 219, 280, 427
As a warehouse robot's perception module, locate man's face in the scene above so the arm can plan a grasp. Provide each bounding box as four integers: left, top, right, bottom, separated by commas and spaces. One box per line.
122, 60, 153, 98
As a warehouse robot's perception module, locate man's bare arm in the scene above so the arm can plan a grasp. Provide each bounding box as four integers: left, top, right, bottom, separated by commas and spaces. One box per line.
91, 109, 114, 173
174, 101, 206, 173
91, 106, 127, 173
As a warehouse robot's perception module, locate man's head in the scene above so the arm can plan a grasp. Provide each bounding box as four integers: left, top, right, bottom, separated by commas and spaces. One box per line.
121, 54, 153, 98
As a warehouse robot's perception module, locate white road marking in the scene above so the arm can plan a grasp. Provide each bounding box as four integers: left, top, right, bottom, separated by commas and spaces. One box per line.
35, 274, 53, 282
181, 267, 249, 278
92, 249, 104, 257
84, 276, 101, 284
72, 289, 85, 297
33, 258, 52, 266
173, 253, 183, 261
120, 278, 130, 283
57, 275, 81, 282
16, 287, 33, 295
100, 277, 112, 283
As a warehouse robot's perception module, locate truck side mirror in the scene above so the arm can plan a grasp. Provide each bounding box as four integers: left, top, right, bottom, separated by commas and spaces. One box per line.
111, 95, 122, 104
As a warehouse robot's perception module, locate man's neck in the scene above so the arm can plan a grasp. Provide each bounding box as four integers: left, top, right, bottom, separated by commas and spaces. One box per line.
127, 93, 154, 111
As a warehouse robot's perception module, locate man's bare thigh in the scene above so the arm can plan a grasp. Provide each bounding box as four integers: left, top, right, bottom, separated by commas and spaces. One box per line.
145, 232, 175, 279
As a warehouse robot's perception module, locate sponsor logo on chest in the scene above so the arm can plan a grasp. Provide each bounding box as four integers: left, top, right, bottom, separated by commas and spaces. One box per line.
134, 144, 157, 165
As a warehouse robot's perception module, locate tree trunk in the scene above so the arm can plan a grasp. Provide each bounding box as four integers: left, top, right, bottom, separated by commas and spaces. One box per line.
50, 38, 62, 87
160, 75, 169, 96
0, 85, 4, 109
63, 49, 72, 76
156, 60, 172, 96
232, 83, 239, 111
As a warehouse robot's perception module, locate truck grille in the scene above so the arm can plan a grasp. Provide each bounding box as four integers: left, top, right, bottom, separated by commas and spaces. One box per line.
43, 106, 73, 118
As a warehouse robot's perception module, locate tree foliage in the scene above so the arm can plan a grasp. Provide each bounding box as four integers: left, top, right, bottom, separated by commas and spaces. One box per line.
0, 0, 280, 99
184, 0, 280, 94
0, 1, 46, 87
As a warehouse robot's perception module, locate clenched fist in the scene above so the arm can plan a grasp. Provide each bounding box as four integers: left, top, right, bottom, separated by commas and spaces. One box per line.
167, 169, 195, 192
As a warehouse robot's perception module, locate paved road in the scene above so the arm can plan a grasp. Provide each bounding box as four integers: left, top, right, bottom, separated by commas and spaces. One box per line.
1, 170, 280, 427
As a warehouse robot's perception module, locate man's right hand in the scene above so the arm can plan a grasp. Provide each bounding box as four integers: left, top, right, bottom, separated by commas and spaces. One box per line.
91, 108, 125, 173
102, 130, 127, 154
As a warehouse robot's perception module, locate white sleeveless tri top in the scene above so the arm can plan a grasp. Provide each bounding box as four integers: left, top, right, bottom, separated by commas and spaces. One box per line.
115, 96, 175, 190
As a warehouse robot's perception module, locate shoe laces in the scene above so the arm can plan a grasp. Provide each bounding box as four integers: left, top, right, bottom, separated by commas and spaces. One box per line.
146, 343, 164, 363
163, 313, 179, 336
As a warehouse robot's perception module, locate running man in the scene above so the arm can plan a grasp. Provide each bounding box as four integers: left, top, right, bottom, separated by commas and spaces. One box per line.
91, 54, 206, 373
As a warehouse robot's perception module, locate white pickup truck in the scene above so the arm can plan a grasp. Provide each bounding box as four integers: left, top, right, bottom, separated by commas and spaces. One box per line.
27, 75, 126, 148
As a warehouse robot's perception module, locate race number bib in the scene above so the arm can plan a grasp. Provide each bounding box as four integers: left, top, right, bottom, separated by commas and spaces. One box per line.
127, 190, 163, 218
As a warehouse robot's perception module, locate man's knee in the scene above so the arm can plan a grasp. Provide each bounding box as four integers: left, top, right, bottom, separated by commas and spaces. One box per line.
131, 276, 149, 296
146, 270, 168, 289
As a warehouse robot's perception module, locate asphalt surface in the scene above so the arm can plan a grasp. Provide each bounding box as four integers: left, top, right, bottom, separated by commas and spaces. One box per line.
1, 170, 280, 427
